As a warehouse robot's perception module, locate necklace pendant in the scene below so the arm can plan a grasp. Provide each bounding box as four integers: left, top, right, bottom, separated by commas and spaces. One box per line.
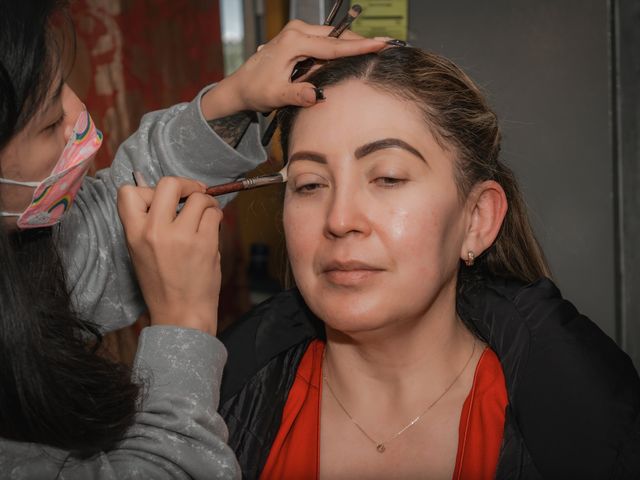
376, 443, 386, 453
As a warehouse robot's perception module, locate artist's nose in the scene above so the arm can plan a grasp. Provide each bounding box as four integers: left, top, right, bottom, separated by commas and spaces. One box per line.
324, 183, 371, 239
61, 84, 84, 142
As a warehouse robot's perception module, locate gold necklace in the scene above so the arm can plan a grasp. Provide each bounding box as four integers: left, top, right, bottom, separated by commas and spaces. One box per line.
322, 340, 477, 453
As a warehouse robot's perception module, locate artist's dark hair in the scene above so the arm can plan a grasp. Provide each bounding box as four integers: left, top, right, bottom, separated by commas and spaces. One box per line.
0, 0, 139, 458
279, 47, 549, 285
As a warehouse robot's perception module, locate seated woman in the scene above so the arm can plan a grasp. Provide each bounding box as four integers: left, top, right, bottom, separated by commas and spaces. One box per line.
219, 47, 640, 479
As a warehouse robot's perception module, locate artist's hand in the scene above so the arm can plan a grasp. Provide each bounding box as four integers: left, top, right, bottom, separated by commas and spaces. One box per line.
117, 177, 223, 336
201, 19, 386, 117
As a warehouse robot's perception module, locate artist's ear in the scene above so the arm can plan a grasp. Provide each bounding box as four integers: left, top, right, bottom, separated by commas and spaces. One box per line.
461, 180, 507, 260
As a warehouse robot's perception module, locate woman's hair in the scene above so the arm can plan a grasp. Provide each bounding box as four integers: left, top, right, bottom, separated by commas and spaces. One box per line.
278, 47, 550, 285
0, 0, 139, 457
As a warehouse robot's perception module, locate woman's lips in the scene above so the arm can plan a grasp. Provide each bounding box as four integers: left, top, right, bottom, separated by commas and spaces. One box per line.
321, 261, 384, 286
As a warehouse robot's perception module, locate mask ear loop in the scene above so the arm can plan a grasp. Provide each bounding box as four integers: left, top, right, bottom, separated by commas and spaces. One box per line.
0, 178, 41, 188
0, 179, 41, 217
0, 178, 41, 217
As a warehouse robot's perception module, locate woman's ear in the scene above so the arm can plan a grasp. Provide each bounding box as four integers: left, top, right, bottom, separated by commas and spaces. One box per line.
461, 180, 507, 261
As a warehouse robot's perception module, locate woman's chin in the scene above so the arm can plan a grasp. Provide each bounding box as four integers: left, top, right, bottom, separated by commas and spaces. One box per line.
313, 304, 397, 337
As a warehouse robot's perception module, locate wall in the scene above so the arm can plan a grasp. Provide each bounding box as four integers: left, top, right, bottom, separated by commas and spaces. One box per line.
404, 0, 633, 358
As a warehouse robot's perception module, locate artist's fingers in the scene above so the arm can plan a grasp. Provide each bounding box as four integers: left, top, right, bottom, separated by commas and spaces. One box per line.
174, 192, 220, 232
292, 36, 385, 61
336, 30, 367, 41
281, 81, 324, 107
147, 177, 206, 225
197, 205, 224, 247
117, 185, 154, 237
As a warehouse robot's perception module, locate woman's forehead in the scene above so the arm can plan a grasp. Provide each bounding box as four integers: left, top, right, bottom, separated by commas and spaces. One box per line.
290, 80, 427, 148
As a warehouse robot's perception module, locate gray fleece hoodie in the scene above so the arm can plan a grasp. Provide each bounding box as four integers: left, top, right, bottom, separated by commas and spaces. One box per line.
0, 86, 266, 479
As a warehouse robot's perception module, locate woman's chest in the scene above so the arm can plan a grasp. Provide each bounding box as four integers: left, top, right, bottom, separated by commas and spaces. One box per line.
318, 396, 463, 480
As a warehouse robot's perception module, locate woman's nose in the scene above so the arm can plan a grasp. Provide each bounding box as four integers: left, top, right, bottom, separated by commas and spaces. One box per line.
61, 84, 84, 142
324, 186, 371, 239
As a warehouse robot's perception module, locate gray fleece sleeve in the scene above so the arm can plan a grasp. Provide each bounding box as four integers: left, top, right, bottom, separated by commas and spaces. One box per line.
56, 85, 267, 331
0, 326, 240, 479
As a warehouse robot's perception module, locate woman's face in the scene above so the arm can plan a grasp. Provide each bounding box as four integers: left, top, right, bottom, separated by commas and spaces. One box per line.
284, 79, 469, 335
0, 80, 84, 228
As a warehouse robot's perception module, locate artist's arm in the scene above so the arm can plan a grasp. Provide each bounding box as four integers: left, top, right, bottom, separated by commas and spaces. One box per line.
0, 327, 239, 480
207, 112, 255, 149
57, 20, 386, 331
56, 87, 256, 331
3, 179, 238, 479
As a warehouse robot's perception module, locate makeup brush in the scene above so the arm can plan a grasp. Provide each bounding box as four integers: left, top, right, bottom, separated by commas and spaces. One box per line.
324, 0, 343, 26
202, 166, 287, 198
132, 168, 288, 203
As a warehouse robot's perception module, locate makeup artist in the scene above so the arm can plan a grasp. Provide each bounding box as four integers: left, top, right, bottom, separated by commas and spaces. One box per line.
0, 0, 387, 477
218, 48, 640, 479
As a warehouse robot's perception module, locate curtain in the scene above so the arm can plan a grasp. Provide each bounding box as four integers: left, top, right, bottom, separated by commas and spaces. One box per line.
69, 0, 223, 169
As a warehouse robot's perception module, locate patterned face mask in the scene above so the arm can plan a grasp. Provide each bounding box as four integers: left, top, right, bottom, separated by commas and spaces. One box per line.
0, 109, 102, 229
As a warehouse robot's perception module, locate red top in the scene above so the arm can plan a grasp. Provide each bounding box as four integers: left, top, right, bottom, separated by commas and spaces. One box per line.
261, 340, 508, 480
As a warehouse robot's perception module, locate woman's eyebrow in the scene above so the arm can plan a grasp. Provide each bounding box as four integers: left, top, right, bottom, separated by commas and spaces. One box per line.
287, 138, 426, 165
354, 138, 425, 162
288, 151, 327, 164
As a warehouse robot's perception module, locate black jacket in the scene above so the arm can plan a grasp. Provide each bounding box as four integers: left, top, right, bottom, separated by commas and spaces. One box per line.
220, 277, 640, 479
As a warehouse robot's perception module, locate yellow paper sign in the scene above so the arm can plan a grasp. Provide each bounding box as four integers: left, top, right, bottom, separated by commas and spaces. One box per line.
350, 0, 408, 41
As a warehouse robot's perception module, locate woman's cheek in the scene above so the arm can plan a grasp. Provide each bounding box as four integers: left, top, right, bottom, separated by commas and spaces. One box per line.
284, 206, 310, 255
387, 206, 411, 241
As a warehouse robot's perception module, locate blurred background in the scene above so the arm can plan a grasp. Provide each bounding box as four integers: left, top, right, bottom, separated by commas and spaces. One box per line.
66, 0, 639, 369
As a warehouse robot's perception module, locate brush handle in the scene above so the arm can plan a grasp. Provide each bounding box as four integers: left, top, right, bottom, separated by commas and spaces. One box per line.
261, 115, 280, 146
197, 173, 284, 200
204, 180, 245, 197
178, 180, 245, 203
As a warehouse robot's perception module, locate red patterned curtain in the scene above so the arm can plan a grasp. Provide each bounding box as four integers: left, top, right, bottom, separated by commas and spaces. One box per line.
68, 0, 223, 169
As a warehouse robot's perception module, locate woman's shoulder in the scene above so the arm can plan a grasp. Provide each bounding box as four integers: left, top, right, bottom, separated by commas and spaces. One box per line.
460, 276, 640, 478
458, 276, 635, 377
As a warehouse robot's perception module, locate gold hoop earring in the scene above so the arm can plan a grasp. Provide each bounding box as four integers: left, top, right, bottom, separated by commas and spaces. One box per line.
464, 251, 475, 267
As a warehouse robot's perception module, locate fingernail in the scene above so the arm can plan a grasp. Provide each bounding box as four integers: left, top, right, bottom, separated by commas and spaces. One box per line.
386, 39, 408, 47
314, 87, 325, 101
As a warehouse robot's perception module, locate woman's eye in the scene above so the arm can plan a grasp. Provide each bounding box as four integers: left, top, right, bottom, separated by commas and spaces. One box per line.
374, 176, 406, 187
295, 182, 325, 194
43, 112, 65, 133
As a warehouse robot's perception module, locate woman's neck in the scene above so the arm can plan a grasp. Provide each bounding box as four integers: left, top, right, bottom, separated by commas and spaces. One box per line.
323, 293, 478, 408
